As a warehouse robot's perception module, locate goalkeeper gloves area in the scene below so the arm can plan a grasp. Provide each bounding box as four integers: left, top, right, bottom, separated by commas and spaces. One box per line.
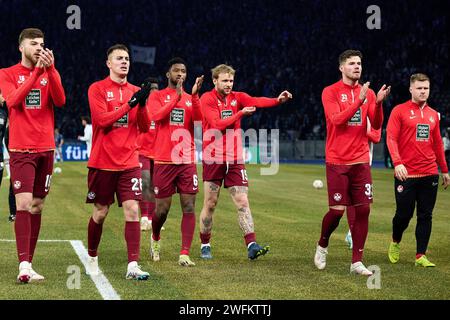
128, 82, 152, 108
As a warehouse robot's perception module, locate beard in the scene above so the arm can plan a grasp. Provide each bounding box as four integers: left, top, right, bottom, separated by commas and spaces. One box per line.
24, 50, 38, 65
169, 78, 178, 87
169, 76, 185, 88
218, 87, 230, 96
348, 71, 361, 81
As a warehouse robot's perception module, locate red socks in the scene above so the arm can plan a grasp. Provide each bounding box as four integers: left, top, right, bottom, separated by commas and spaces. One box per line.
244, 232, 256, 246
139, 201, 150, 218
29, 213, 42, 262
346, 206, 356, 233
15, 210, 31, 263
352, 204, 370, 263
125, 221, 140, 262
148, 202, 155, 221
180, 212, 195, 255
200, 232, 211, 245
88, 217, 103, 257
318, 208, 345, 248
151, 211, 165, 241
140, 201, 155, 221
89, 217, 141, 262
15, 211, 42, 263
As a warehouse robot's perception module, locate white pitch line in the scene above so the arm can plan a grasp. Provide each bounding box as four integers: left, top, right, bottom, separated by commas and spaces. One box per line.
69, 240, 121, 300
0, 239, 121, 300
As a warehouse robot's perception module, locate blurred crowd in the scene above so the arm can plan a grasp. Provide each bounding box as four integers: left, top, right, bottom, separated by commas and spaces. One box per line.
1, 0, 448, 141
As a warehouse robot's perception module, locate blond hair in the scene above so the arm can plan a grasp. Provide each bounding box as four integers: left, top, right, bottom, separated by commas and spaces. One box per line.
410, 73, 430, 84
211, 64, 236, 80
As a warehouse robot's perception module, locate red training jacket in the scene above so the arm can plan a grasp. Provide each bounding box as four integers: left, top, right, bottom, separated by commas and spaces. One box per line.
87, 76, 150, 170
322, 80, 383, 164
0, 62, 65, 151
201, 89, 279, 163
148, 87, 201, 164
387, 100, 448, 176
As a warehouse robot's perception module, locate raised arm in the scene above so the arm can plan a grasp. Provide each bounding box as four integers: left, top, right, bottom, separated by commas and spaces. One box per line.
88, 84, 132, 128
323, 93, 363, 126
235, 91, 279, 108
367, 84, 390, 130
41, 49, 65, 107
191, 75, 204, 121
137, 103, 150, 133
201, 94, 245, 130
0, 67, 44, 109
148, 90, 180, 122
47, 64, 66, 107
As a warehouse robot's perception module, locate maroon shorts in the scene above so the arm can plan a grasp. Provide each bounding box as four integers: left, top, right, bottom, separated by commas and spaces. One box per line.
326, 163, 373, 206
202, 162, 249, 188
153, 163, 198, 198
86, 167, 142, 206
139, 155, 154, 174
10, 151, 54, 198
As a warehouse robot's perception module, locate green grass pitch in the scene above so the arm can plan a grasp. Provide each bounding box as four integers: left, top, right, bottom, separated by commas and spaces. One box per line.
0, 162, 449, 300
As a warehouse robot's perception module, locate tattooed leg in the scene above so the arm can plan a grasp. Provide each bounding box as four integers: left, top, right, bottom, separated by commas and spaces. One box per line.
229, 186, 254, 234
200, 182, 221, 234
238, 206, 255, 235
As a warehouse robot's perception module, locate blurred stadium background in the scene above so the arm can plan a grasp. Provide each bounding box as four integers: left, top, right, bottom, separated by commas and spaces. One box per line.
1, 0, 449, 164
1, 0, 450, 302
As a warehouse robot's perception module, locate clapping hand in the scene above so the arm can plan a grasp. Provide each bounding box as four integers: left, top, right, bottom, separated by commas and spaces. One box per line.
376, 84, 391, 104
192, 75, 204, 96
359, 82, 370, 101
242, 106, 256, 115
278, 90, 293, 103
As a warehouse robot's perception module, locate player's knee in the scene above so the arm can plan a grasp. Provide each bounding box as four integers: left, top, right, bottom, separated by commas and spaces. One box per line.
155, 203, 170, 217
417, 211, 432, 222
205, 196, 218, 210
31, 203, 44, 214
237, 206, 250, 215
125, 212, 139, 221
93, 205, 109, 223
235, 197, 249, 209
330, 205, 346, 212
94, 212, 107, 224
155, 208, 169, 218
182, 203, 195, 213
125, 209, 139, 221
15, 195, 33, 211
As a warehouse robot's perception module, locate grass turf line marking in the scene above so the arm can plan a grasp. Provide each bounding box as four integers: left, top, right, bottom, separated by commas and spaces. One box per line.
0, 239, 121, 300
70, 240, 121, 300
